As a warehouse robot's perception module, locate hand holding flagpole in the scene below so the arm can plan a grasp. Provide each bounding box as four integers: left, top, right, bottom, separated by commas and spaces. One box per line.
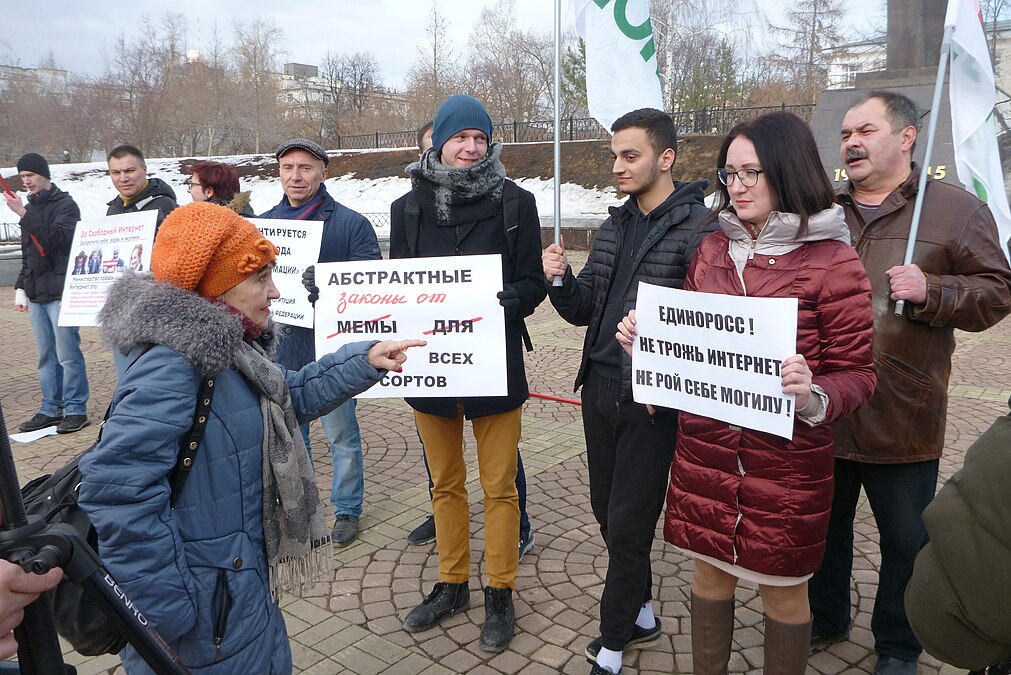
895, 27, 951, 316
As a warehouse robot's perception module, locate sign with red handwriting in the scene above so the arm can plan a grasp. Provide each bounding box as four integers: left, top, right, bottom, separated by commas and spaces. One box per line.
315, 255, 507, 398
58, 211, 157, 327
632, 282, 798, 439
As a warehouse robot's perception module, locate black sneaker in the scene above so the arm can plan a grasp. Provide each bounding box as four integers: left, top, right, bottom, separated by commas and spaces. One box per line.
589, 663, 621, 675
519, 531, 535, 561
810, 626, 849, 650
403, 581, 470, 633
585, 617, 662, 662
56, 415, 89, 434
18, 412, 62, 433
331, 515, 359, 547
407, 515, 436, 545
479, 586, 514, 652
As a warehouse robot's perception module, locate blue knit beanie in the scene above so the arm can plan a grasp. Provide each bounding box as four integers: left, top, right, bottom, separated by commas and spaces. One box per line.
432, 94, 493, 155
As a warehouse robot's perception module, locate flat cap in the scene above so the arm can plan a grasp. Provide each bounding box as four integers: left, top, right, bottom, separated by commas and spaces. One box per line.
275, 138, 329, 166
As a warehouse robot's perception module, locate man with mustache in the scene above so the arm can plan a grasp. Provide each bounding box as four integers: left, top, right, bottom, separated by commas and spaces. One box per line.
808, 90, 1011, 675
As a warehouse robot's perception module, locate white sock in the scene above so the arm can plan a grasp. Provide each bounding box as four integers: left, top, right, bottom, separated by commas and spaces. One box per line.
596, 646, 622, 673
635, 601, 656, 629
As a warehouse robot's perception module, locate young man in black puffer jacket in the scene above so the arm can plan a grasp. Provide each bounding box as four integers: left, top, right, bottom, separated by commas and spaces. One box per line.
6, 152, 91, 434
543, 108, 715, 675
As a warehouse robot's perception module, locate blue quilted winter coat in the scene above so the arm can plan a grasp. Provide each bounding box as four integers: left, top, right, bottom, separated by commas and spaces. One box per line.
79, 274, 383, 673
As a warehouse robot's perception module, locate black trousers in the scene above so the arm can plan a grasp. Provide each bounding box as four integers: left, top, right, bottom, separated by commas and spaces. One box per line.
582, 366, 677, 651
809, 457, 939, 661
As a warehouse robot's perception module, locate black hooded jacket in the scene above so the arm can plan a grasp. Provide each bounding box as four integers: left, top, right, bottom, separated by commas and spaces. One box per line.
547, 180, 715, 401
106, 177, 178, 225
16, 184, 80, 303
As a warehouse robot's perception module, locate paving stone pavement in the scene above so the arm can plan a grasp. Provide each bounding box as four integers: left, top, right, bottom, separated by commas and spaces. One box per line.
2, 251, 1008, 674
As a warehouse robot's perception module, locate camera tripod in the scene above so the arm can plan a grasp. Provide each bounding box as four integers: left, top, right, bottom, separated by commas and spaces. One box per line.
0, 402, 189, 675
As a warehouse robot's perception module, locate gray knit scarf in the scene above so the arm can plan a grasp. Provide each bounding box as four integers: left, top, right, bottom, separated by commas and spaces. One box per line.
409, 142, 507, 227
231, 339, 332, 600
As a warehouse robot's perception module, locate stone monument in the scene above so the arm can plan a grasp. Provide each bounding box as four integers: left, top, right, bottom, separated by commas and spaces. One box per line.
810, 0, 957, 189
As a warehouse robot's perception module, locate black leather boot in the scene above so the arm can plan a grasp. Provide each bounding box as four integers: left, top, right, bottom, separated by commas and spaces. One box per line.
479, 586, 514, 652
402, 581, 470, 632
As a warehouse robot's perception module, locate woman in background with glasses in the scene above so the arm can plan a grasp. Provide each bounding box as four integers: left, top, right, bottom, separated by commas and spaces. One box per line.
185, 161, 256, 216
617, 111, 876, 674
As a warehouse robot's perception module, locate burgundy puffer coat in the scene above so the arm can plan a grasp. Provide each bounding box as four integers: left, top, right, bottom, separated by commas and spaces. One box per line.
664, 206, 876, 577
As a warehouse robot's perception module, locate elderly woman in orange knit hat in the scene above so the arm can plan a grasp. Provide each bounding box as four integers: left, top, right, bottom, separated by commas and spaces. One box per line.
78, 202, 423, 673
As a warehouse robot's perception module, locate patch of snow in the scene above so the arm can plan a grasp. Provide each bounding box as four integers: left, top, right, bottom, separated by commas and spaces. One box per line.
3, 150, 622, 240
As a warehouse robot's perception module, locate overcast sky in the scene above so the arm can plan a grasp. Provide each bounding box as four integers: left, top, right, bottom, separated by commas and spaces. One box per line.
4, 1, 882, 88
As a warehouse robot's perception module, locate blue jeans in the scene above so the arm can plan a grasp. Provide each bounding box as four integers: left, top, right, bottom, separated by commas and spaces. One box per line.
29, 300, 89, 416
424, 443, 530, 541
809, 458, 939, 661
300, 400, 363, 518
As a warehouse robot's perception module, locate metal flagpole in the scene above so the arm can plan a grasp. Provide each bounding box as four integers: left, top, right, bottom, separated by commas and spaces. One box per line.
552, 0, 564, 287
896, 25, 953, 316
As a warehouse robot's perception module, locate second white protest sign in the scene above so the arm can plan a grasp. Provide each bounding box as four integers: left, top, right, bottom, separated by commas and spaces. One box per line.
249, 218, 324, 329
315, 254, 507, 398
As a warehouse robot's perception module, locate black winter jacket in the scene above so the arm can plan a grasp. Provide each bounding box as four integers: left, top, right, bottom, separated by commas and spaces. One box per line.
106, 177, 178, 225
16, 184, 80, 303
390, 178, 546, 419
547, 180, 715, 401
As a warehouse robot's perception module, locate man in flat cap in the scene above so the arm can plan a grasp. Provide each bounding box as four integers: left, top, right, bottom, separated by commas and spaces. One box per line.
260, 138, 381, 546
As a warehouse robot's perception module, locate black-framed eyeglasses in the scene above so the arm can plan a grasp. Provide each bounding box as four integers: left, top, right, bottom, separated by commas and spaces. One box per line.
183, 178, 201, 188
717, 168, 764, 187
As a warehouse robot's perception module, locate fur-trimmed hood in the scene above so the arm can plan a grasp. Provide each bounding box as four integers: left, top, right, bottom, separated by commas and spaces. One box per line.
100, 272, 276, 377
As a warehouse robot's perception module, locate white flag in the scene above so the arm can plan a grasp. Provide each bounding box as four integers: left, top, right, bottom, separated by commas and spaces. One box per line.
945, 0, 1011, 262
574, 0, 664, 132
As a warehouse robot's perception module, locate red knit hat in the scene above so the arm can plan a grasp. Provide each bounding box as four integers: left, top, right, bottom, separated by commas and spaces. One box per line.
151, 202, 278, 298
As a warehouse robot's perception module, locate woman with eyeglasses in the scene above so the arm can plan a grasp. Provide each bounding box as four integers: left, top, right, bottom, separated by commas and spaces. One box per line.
617, 111, 876, 674
185, 161, 255, 216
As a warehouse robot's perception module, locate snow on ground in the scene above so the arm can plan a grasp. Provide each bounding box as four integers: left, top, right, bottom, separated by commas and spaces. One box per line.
2, 152, 622, 240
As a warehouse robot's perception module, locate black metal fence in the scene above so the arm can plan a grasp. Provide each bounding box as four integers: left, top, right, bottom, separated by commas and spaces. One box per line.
1, 223, 19, 242
361, 213, 391, 233
331, 103, 815, 151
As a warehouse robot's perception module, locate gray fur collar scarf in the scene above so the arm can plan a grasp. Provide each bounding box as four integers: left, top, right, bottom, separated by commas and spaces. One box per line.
408, 142, 506, 227
100, 272, 332, 599
101, 272, 277, 377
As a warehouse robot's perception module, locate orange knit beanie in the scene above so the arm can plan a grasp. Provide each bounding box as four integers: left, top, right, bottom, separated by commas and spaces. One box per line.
151, 202, 278, 298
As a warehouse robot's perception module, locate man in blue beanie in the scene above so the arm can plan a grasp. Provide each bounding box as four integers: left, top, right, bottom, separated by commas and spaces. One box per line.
391, 94, 546, 653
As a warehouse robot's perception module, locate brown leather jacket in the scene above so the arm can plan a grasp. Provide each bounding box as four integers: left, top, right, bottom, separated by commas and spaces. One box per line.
834, 165, 1011, 463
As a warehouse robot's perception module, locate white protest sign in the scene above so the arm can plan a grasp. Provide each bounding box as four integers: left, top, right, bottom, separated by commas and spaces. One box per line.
248, 218, 323, 329
315, 255, 506, 398
632, 282, 798, 439
58, 211, 157, 327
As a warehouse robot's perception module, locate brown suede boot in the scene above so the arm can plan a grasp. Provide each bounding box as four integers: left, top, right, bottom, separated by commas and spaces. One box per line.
690, 592, 734, 675
763, 615, 813, 675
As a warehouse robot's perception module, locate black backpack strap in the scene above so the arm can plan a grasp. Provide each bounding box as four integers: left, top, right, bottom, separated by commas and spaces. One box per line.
169, 376, 216, 506
500, 181, 534, 352
404, 193, 421, 257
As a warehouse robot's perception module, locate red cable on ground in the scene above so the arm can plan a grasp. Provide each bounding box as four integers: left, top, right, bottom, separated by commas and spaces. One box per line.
529, 392, 581, 406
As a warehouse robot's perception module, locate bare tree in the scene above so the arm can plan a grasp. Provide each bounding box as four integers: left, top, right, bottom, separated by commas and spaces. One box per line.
982, 0, 1010, 69
106, 13, 189, 154
466, 0, 553, 123
231, 17, 286, 153
404, 1, 463, 122
650, 0, 757, 110
768, 0, 849, 103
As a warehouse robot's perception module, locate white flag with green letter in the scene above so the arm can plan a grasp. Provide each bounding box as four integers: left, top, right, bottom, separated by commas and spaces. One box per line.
574, 0, 664, 132
945, 0, 1011, 262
